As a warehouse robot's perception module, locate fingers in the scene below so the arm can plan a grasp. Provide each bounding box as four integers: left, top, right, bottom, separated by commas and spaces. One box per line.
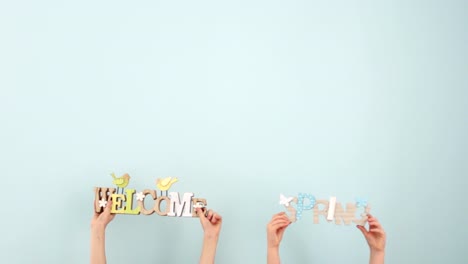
367, 215, 385, 235
270, 212, 290, 222
369, 225, 384, 233
269, 218, 290, 241
104, 201, 116, 223
94, 200, 113, 218
206, 210, 221, 224
268, 214, 291, 232
196, 208, 221, 226
196, 208, 206, 218
270, 212, 287, 220
270, 222, 290, 232
357, 215, 385, 239
210, 212, 222, 225
270, 217, 290, 227
369, 229, 385, 236
104, 200, 113, 214
206, 209, 214, 220
368, 217, 382, 229
367, 214, 381, 226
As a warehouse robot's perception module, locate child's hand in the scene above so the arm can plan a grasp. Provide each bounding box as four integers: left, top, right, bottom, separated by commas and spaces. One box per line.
197, 208, 222, 264
267, 212, 291, 249
91, 200, 116, 231
357, 214, 386, 253
196, 208, 222, 240
90, 201, 115, 264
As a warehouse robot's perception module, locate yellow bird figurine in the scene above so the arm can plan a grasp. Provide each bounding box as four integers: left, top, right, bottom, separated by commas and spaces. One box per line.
111, 172, 131, 194
156, 177, 178, 196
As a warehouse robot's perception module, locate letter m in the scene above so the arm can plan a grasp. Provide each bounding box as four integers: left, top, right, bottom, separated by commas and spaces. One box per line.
168, 192, 194, 217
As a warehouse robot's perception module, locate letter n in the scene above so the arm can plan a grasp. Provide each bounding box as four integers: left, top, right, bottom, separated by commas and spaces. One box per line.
334, 203, 357, 225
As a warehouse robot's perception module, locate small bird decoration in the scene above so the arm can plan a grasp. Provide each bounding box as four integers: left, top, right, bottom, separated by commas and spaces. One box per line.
111, 172, 131, 194
156, 177, 178, 196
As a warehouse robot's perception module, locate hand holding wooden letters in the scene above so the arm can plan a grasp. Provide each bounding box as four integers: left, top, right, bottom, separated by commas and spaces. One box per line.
94, 173, 207, 218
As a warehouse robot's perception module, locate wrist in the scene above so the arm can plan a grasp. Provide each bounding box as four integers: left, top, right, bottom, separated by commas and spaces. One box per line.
371, 248, 385, 252
91, 223, 106, 233
203, 233, 219, 241
268, 244, 280, 250
370, 249, 385, 256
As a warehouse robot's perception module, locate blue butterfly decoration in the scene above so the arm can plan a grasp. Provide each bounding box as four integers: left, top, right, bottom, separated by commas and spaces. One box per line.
355, 197, 368, 208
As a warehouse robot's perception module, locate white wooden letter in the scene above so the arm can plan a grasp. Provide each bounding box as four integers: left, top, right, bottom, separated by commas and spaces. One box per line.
327, 196, 336, 221
168, 192, 195, 217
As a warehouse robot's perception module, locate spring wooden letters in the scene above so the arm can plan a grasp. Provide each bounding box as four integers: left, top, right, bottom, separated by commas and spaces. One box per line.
279, 193, 371, 226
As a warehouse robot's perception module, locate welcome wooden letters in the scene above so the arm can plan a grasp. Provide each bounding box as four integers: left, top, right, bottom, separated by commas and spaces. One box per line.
94, 173, 207, 218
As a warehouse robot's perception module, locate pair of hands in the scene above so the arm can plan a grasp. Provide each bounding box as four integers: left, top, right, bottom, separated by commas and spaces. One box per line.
91, 201, 222, 238
91, 202, 222, 264
267, 212, 386, 252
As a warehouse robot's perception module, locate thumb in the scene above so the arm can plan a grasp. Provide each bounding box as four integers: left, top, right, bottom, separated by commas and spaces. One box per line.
196, 208, 208, 224
93, 200, 100, 218
357, 225, 368, 237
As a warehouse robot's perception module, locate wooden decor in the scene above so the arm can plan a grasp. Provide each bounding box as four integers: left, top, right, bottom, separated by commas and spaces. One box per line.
137, 189, 156, 215
94, 173, 207, 218
279, 193, 371, 226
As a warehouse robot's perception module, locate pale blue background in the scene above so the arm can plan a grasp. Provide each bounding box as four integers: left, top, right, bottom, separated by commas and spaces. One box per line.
0, 0, 467, 263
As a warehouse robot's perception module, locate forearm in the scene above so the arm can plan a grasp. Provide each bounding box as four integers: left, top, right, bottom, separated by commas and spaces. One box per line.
90, 227, 107, 264
199, 235, 219, 264
267, 246, 280, 264
369, 250, 385, 264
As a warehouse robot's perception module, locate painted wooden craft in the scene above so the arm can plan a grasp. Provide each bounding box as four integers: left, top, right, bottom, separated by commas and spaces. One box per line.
279, 193, 371, 226
94, 173, 207, 218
